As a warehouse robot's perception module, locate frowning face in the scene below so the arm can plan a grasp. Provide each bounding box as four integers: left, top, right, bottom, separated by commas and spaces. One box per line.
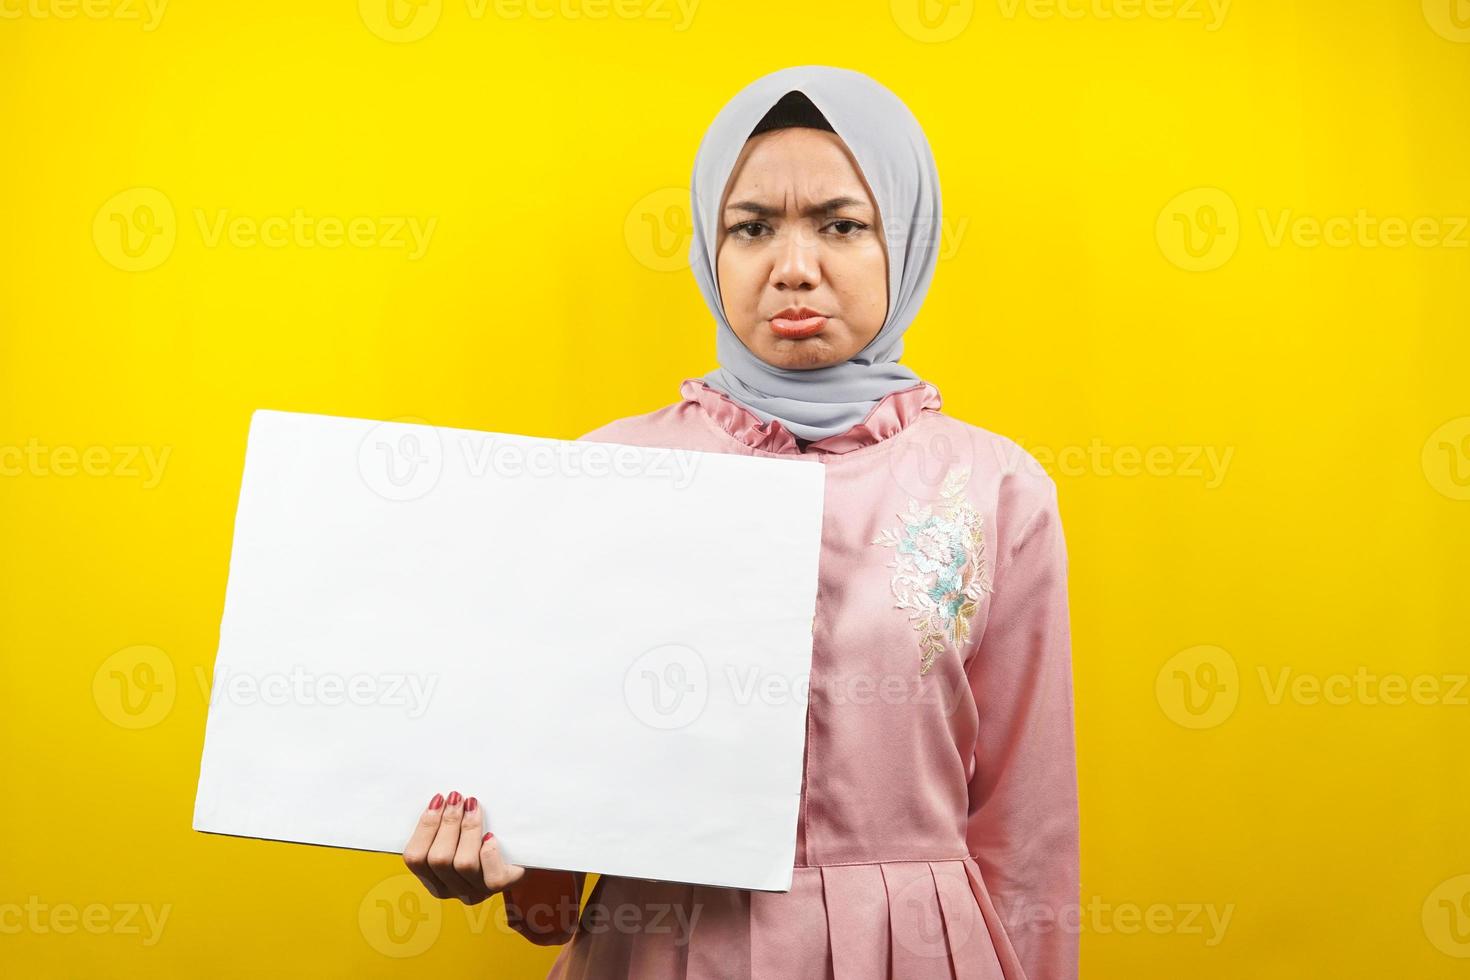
715, 127, 889, 370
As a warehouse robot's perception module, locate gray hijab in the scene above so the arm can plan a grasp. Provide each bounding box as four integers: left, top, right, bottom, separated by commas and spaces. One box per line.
689, 65, 942, 442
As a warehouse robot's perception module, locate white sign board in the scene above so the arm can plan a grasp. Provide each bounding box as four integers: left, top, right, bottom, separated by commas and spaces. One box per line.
192, 409, 825, 892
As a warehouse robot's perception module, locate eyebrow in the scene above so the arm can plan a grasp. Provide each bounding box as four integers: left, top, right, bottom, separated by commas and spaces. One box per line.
724, 196, 869, 219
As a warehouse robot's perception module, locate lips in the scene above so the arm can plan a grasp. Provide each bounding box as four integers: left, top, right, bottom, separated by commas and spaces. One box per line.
769, 306, 828, 340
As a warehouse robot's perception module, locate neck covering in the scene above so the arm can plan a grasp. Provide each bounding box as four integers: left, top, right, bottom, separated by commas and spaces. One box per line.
688, 65, 942, 442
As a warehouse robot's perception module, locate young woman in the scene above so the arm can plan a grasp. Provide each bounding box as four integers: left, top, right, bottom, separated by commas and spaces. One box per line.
402, 65, 1079, 980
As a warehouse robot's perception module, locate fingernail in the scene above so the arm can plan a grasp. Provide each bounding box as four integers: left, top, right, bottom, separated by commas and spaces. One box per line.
483, 832, 493, 842
446, 791, 462, 806
429, 793, 444, 811
466, 796, 478, 813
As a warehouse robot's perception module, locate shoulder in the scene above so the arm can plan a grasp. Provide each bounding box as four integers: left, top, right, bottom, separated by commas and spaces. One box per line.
924, 410, 1061, 557
575, 397, 707, 449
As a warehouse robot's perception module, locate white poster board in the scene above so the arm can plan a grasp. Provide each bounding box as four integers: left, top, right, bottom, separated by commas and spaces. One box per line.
192, 409, 825, 892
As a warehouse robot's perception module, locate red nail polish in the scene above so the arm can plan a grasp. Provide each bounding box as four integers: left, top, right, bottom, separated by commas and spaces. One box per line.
482, 832, 492, 843
429, 793, 444, 811
446, 791, 462, 806
466, 796, 478, 813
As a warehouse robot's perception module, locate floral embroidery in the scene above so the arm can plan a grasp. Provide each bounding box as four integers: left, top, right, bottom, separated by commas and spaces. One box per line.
871, 466, 992, 676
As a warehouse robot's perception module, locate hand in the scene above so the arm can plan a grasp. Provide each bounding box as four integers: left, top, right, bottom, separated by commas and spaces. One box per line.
402, 790, 523, 905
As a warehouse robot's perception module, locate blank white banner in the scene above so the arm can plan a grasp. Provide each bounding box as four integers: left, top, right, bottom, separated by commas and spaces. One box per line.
192, 409, 825, 892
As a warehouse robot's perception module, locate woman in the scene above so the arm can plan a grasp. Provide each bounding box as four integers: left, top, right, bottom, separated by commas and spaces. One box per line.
402, 65, 1079, 980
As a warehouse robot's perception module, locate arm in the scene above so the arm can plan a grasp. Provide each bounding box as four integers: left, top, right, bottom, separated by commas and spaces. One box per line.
503, 870, 587, 946
965, 482, 1079, 979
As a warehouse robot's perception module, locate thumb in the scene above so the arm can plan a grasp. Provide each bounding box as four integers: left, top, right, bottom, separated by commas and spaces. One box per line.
479, 831, 528, 893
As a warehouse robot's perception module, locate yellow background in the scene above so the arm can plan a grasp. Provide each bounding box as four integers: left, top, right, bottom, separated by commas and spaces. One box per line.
3, 0, 1469, 976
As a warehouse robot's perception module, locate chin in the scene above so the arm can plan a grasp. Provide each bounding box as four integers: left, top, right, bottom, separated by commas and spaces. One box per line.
734, 324, 852, 369
763, 342, 845, 370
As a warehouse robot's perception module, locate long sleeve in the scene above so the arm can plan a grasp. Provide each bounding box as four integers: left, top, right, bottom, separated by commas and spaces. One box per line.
965, 479, 1080, 980
503, 870, 586, 946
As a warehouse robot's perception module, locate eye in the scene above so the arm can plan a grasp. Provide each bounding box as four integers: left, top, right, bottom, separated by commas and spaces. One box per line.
826, 219, 867, 237
727, 221, 770, 241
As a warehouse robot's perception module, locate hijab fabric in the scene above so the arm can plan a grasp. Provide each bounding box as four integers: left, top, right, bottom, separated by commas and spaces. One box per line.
689, 65, 942, 442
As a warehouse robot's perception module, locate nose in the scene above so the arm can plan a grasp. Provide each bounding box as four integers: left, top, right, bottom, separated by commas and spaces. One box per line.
769, 225, 821, 291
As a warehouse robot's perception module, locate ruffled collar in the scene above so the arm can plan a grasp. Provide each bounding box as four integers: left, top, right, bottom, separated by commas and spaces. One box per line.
679, 377, 943, 456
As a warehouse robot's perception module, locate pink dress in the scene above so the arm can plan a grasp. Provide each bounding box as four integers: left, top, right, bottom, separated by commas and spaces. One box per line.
535, 377, 1079, 980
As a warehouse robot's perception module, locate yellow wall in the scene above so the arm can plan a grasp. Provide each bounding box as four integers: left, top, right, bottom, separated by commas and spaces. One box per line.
3, 1, 1468, 976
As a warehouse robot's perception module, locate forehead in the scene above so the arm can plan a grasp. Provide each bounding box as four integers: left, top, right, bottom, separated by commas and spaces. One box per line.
721, 128, 877, 211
